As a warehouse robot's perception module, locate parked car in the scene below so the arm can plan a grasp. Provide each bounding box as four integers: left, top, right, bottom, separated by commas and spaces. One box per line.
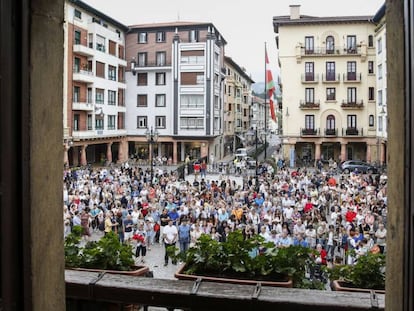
244, 156, 257, 169
339, 160, 378, 174
234, 148, 248, 158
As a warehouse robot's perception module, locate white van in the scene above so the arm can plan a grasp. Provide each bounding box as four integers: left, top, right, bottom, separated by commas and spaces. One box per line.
234, 148, 248, 158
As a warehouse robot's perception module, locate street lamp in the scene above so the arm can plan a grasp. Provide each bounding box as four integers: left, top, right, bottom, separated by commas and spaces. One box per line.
250, 111, 259, 192
145, 126, 159, 186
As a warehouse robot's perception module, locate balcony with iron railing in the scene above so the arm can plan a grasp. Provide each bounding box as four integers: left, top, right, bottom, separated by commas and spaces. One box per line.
299, 100, 320, 109
321, 73, 340, 83
301, 73, 319, 84
301, 128, 319, 136
341, 100, 364, 109
343, 72, 362, 83
343, 127, 364, 136
135, 60, 172, 68
299, 46, 362, 57
324, 128, 338, 137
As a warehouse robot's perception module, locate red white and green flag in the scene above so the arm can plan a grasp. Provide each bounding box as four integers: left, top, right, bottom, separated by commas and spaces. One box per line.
265, 48, 277, 122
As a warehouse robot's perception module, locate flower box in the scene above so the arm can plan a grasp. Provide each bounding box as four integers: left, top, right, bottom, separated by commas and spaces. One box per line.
175, 264, 293, 288
331, 280, 385, 294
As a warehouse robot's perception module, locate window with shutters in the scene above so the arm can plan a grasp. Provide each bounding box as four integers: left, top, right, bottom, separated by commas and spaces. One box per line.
96, 34, 105, 52
96, 61, 105, 78
137, 94, 147, 107
108, 40, 116, 56
137, 73, 147, 86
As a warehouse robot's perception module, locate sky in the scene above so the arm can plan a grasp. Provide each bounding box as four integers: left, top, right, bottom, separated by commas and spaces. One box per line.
83, 0, 384, 83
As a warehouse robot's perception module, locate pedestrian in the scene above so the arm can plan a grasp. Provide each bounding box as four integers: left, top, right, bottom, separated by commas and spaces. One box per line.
178, 218, 191, 257
163, 219, 178, 266
134, 223, 147, 263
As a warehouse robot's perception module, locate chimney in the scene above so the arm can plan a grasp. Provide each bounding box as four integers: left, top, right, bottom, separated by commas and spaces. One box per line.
290, 5, 300, 20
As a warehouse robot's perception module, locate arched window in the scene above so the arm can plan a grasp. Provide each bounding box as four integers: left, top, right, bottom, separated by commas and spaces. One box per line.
326, 114, 335, 129
325, 115, 336, 135
369, 114, 375, 126
326, 36, 335, 54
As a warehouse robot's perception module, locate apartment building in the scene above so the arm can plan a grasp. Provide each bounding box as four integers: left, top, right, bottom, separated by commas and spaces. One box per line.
273, 5, 378, 165
126, 22, 226, 164
64, 0, 129, 166
223, 56, 255, 155
373, 4, 387, 166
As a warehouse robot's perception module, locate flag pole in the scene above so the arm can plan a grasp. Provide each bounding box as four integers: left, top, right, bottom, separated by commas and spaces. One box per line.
264, 42, 267, 159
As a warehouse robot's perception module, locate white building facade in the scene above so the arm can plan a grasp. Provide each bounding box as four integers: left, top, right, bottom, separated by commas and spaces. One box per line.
63, 0, 129, 166
274, 5, 379, 166
126, 22, 226, 164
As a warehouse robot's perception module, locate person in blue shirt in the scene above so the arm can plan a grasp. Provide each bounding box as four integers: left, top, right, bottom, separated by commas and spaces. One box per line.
293, 233, 309, 247
278, 229, 293, 248
178, 218, 191, 256
168, 208, 179, 225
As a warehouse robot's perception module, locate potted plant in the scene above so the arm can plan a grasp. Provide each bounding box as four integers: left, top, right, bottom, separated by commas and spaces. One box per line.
173, 230, 319, 288
328, 251, 385, 293
65, 226, 149, 276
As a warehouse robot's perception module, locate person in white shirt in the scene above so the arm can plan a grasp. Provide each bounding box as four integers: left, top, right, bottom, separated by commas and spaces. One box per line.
162, 219, 178, 266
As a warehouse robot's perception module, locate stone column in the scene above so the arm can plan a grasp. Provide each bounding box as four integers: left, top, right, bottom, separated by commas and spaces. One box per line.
340, 143, 347, 162
172, 141, 178, 164
314, 142, 321, 161
80, 145, 87, 166
63, 144, 69, 166
106, 142, 113, 164
366, 144, 371, 162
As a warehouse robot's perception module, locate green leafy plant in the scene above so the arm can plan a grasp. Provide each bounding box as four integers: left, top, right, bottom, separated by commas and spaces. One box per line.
177, 230, 316, 288
64, 226, 135, 271
327, 252, 386, 290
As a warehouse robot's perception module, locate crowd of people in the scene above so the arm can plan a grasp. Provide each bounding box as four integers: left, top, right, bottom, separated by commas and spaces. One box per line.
63, 160, 388, 269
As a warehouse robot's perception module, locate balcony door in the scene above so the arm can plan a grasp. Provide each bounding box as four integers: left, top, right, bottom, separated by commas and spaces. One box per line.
326, 62, 335, 81
347, 61, 357, 80
305, 62, 314, 81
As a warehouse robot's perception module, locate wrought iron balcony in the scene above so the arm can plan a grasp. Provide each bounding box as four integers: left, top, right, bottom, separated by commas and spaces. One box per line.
343, 72, 362, 83
299, 100, 320, 109
324, 128, 338, 136
341, 100, 364, 109
301, 128, 319, 136
321, 73, 340, 83
343, 127, 363, 136
301, 73, 319, 83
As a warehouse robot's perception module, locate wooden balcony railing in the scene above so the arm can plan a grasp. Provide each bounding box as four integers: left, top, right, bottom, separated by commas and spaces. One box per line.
65, 270, 384, 311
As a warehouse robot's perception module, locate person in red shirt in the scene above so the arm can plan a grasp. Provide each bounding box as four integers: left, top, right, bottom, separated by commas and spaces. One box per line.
315, 243, 327, 265
304, 197, 313, 214
193, 162, 201, 180
345, 206, 357, 223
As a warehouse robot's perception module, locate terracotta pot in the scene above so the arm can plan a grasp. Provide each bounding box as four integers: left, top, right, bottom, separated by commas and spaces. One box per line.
175, 264, 293, 288
70, 265, 149, 276
331, 280, 385, 294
